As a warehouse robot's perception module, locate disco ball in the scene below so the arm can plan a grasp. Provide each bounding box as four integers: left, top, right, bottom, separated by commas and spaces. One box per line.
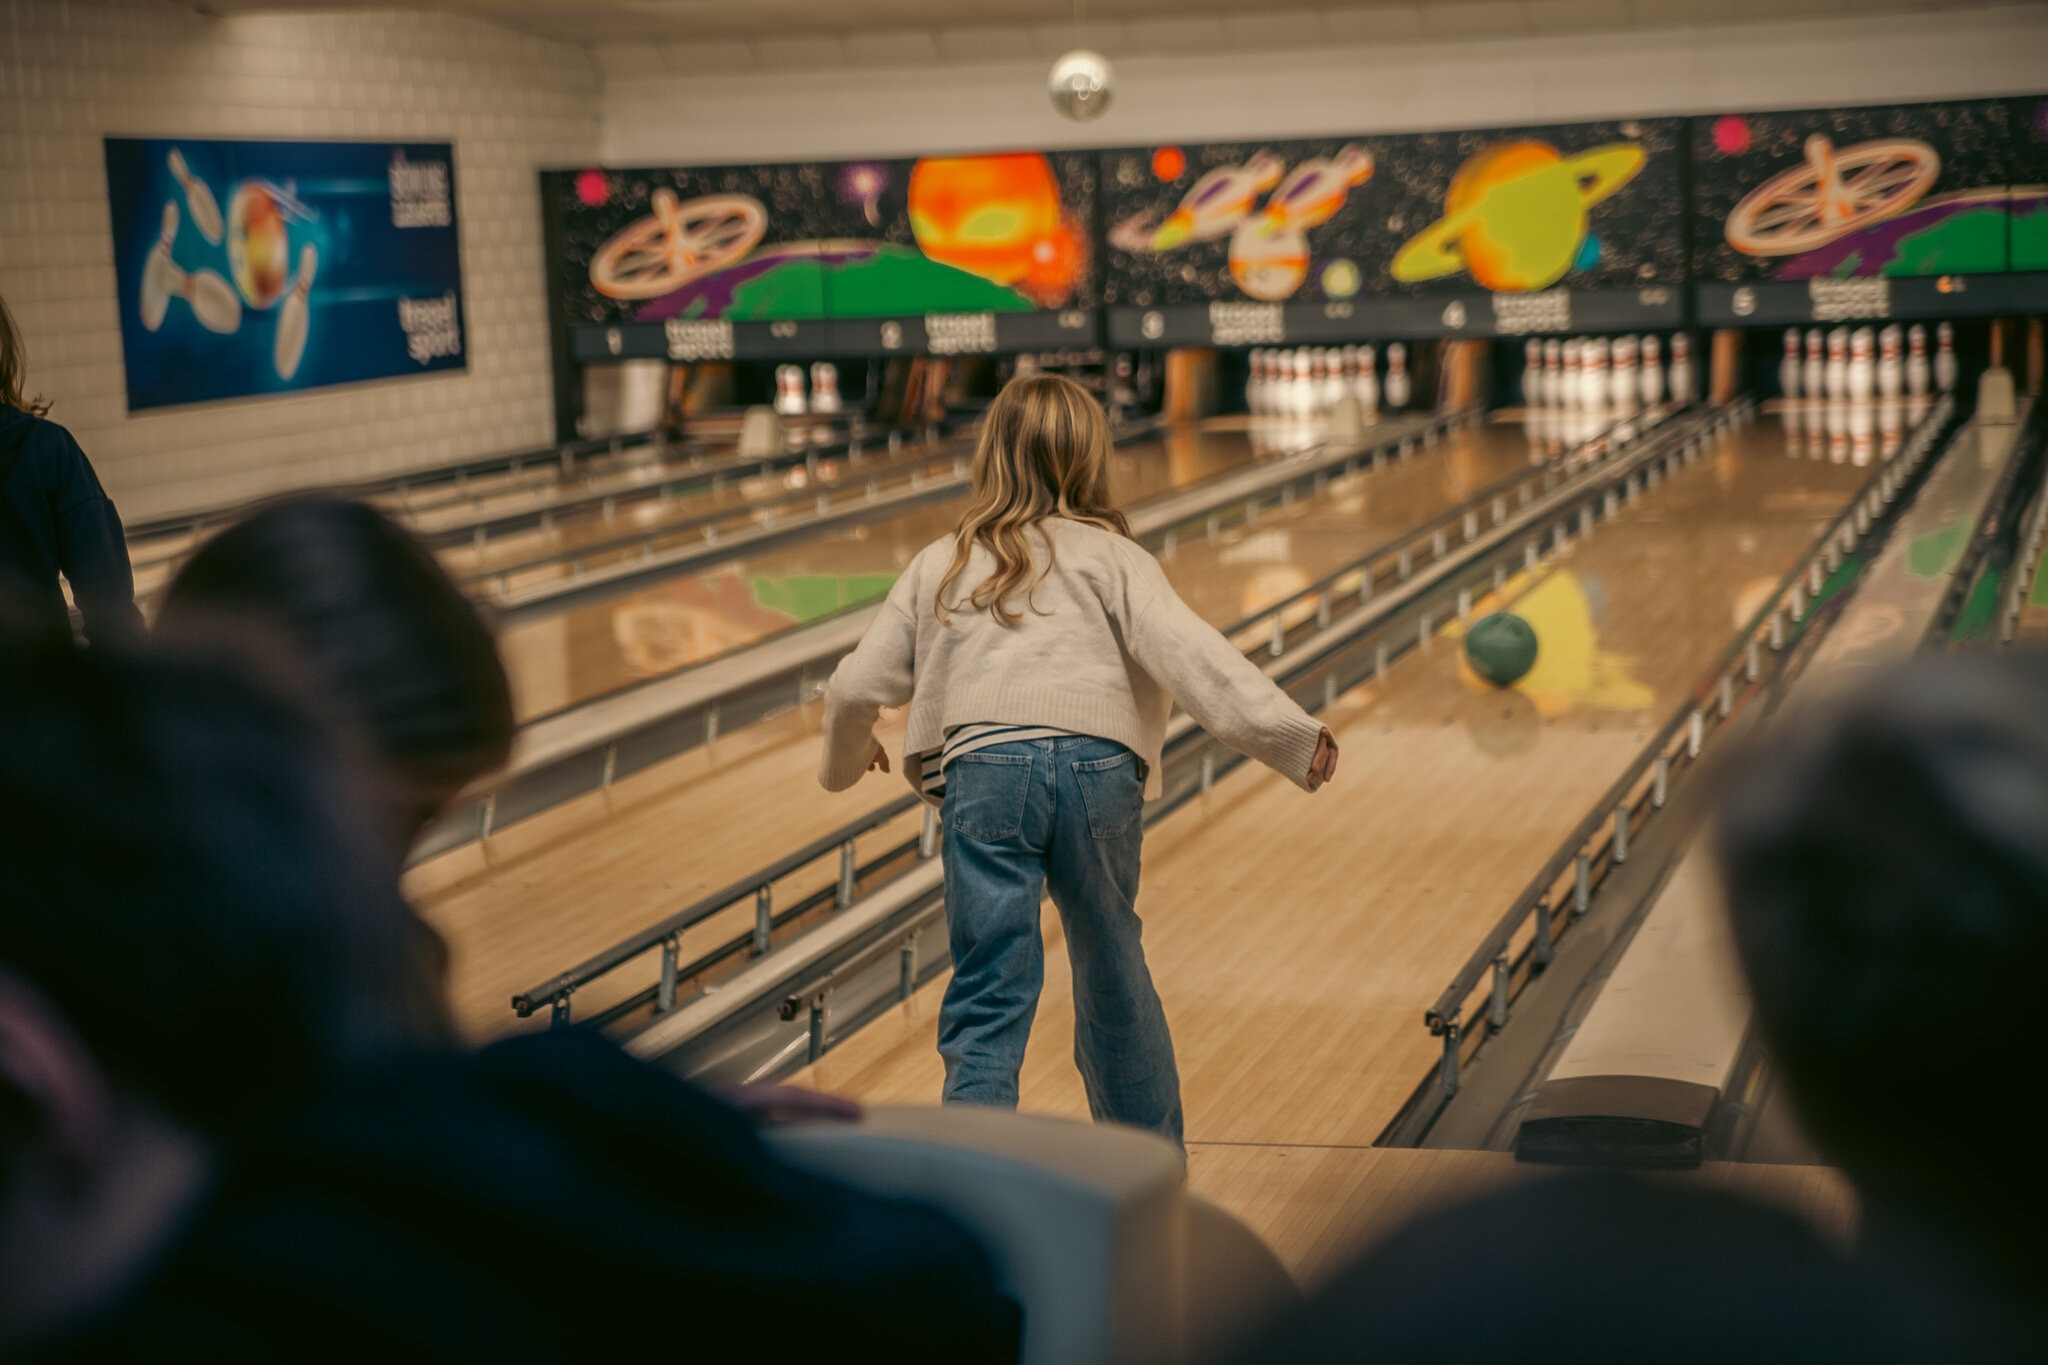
1048, 49, 1113, 122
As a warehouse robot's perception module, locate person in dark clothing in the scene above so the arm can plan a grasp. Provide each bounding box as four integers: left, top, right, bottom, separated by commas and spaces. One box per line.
0, 297, 143, 644
1714, 652, 2048, 1339
1218, 1172, 1983, 1365
0, 621, 1018, 1361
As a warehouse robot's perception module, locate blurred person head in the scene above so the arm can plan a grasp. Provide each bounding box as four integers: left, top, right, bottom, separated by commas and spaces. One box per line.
1, 293, 51, 416
0, 615, 450, 1351
1232, 1172, 1956, 1363
1714, 653, 2048, 1293
938, 373, 1130, 626
156, 496, 516, 858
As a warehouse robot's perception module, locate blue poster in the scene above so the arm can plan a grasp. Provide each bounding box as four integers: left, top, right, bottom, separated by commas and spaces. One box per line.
104, 137, 466, 411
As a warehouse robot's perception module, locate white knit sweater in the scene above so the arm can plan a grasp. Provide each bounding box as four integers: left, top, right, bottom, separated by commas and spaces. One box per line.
817, 519, 1326, 803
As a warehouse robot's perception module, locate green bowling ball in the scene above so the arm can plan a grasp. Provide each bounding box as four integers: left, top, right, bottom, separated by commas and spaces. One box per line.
1465, 610, 1539, 688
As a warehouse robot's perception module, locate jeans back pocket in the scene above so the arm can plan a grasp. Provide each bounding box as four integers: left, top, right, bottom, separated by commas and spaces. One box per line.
1072, 750, 1142, 840
946, 752, 1034, 843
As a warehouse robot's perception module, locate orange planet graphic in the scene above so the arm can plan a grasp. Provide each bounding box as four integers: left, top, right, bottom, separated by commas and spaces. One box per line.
1392, 140, 1645, 292
909, 153, 1080, 307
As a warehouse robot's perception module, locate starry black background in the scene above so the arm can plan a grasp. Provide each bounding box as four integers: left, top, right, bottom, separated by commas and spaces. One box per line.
545, 153, 1097, 326
1100, 118, 1685, 307
1691, 99, 2021, 283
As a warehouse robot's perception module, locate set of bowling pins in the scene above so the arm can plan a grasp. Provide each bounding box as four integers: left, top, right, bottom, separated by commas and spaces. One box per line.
140, 147, 318, 381
1778, 323, 1953, 405
1778, 323, 1949, 466
772, 362, 844, 416
1522, 334, 1691, 416
1246, 343, 1410, 421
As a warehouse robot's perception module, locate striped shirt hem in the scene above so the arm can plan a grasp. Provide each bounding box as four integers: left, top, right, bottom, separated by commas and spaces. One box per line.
920, 723, 1076, 798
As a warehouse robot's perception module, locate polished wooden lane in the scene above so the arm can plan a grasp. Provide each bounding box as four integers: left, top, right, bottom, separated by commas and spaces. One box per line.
787, 416, 1870, 1270
408, 418, 1532, 1039
492, 424, 1272, 720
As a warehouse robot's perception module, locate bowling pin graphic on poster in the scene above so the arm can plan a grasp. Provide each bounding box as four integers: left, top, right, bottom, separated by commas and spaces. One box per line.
167, 148, 223, 245
1542, 339, 1562, 407
139, 200, 243, 337
1383, 342, 1410, 410
1585, 337, 1610, 413
1355, 344, 1379, 418
1804, 330, 1826, 404
1935, 322, 1958, 393
273, 243, 316, 380
1560, 341, 1582, 412
1826, 327, 1850, 400
140, 202, 180, 332
1780, 329, 1802, 403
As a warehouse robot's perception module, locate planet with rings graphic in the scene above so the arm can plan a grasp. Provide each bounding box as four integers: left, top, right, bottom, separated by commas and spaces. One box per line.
1391, 140, 1646, 292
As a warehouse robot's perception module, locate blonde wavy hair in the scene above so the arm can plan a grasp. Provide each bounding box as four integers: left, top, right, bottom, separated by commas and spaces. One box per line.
937, 373, 1131, 627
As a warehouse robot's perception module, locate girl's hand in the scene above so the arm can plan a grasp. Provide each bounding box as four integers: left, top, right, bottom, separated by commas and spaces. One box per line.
868, 745, 891, 774
1307, 728, 1339, 791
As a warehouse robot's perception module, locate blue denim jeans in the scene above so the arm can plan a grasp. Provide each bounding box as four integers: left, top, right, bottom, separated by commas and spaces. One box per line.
937, 735, 1184, 1148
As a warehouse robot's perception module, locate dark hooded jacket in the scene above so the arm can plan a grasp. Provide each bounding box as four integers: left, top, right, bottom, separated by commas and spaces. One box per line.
42, 1029, 1021, 1362
0, 404, 142, 642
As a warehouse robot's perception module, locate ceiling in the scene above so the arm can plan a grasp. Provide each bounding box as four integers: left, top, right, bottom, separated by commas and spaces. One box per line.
185, 0, 2021, 72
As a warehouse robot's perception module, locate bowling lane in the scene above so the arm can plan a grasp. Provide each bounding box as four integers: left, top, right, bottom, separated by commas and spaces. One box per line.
791, 413, 1870, 1247
409, 416, 1504, 1038
493, 423, 1268, 720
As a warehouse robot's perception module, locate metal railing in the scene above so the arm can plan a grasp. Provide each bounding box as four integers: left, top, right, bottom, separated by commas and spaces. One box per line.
416, 407, 1471, 860
512, 402, 1709, 1044
1383, 394, 1957, 1144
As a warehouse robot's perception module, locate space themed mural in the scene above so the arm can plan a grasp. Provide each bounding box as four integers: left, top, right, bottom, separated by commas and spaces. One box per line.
1691, 99, 2038, 283
544, 151, 1097, 359
103, 137, 467, 413
1100, 119, 1684, 309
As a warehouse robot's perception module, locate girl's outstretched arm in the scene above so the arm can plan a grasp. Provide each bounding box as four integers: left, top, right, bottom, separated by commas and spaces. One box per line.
818, 574, 920, 790
1113, 544, 1329, 791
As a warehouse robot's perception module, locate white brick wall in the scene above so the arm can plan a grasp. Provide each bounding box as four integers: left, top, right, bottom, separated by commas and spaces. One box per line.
0, 0, 600, 521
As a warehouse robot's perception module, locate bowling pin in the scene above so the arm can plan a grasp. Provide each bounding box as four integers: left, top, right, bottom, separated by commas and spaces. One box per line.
1584, 337, 1610, 412
1779, 329, 1802, 403
1560, 342, 1582, 413
1340, 345, 1361, 413
1825, 327, 1849, 401
1935, 322, 1958, 394
773, 363, 807, 415
1355, 344, 1379, 418
1848, 327, 1875, 403
1640, 334, 1664, 407
1542, 339, 1562, 407
809, 361, 841, 414
1319, 348, 1346, 412
140, 201, 179, 332
1804, 329, 1826, 403
1906, 324, 1930, 397
1877, 325, 1903, 400
272, 243, 315, 377
167, 148, 223, 246
1521, 340, 1540, 408
1610, 335, 1638, 411
1670, 332, 1694, 404
1383, 342, 1410, 410
1288, 347, 1312, 416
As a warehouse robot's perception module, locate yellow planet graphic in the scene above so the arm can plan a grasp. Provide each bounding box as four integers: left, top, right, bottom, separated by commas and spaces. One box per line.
1392, 140, 1645, 292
